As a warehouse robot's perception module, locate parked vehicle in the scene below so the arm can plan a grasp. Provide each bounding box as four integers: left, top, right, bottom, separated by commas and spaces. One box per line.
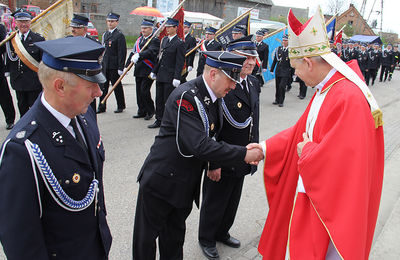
87, 21, 98, 39
21, 5, 41, 17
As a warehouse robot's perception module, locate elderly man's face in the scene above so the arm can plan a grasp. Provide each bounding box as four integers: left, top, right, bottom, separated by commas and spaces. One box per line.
71, 26, 87, 37
141, 26, 153, 37
290, 58, 313, 87
234, 52, 256, 76
205, 32, 214, 41
16, 20, 31, 34
63, 75, 102, 116
232, 32, 243, 40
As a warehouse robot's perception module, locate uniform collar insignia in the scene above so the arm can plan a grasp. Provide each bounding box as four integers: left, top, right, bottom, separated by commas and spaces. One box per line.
204, 96, 211, 105
52, 131, 64, 144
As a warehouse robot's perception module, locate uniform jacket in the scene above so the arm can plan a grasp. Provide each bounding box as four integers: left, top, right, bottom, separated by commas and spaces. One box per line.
152, 35, 185, 83
270, 46, 291, 77
367, 50, 381, 69
184, 33, 197, 68
357, 51, 369, 71
253, 41, 269, 74
209, 75, 260, 177
6, 30, 45, 91
137, 76, 247, 208
381, 49, 394, 66
0, 24, 8, 74
393, 50, 400, 64
0, 97, 112, 260
126, 34, 160, 77
197, 39, 222, 75
102, 28, 127, 71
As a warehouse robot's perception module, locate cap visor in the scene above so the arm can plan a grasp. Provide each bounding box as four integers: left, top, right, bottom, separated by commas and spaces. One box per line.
235, 49, 258, 57
76, 72, 106, 84
221, 70, 240, 84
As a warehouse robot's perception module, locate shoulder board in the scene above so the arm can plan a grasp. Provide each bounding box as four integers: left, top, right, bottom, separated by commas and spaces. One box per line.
9, 119, 39, 144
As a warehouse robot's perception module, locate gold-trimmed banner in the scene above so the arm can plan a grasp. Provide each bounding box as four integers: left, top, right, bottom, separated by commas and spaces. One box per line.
11, 36, 39, 72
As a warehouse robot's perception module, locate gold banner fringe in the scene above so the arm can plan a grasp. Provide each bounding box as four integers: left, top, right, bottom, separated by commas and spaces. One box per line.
372, 109, 383, 128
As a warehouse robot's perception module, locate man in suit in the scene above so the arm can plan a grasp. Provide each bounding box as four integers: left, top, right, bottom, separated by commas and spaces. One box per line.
197, 26, 222, 77
379, 43, 394, 82
148, 18, 185, 128
181, 20, 197, 84
0, 37, 112, 260
97, 12, 127, 114
270, 35, 291, 107
198, 36, 260, 260
132, 51, 264, 260
0, 23, 15, 130
127, 18, 160, 121
253, 30, 269, 89
6, 10, 45, 117
366, 43, 381, 86
69, 13, 98, 112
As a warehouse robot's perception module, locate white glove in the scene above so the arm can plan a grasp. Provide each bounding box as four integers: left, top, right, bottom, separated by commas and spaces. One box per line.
118, 70, 123, 76
131, 53, 140, 64
149, 72, 156, 80
262, 69, 267, 73
172, 79, 180, 88
4, 72, 10, 77
187, 66, 193, 72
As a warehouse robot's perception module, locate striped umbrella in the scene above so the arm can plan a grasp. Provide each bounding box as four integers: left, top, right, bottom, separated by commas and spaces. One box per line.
130, 6, 164, 18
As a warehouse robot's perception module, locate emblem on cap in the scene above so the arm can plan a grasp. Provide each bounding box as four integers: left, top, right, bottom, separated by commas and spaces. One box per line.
72, 173, 81, 183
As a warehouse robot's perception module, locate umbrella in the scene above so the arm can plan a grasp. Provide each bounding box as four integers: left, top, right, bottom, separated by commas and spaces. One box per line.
130, 6, 164, 17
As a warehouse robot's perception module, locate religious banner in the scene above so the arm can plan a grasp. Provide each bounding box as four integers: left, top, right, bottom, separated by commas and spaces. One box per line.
214, 11, 250, 46
262, 27, 287, 83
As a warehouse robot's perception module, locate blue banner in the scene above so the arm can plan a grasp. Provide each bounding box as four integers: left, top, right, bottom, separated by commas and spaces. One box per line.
326, 17, 336, 42
215, 13, 250, 46
262, 28, 287, 83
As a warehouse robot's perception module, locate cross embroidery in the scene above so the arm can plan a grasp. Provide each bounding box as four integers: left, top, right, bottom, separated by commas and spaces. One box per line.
311, 27, 318, 36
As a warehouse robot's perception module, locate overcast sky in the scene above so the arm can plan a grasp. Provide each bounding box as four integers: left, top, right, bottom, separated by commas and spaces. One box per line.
272, 0, 399, 35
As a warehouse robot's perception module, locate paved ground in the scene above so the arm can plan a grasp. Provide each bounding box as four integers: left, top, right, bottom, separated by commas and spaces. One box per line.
0, 56, 399, 259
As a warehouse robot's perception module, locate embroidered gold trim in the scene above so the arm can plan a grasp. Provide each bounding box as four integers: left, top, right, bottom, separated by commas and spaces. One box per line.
286, 192, 299, 260
320, 77, 346, 94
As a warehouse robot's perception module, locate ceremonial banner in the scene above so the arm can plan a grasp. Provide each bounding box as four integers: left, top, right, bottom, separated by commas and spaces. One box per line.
326, 16, 336, 42
30, 0, 73, 40
262, 28, 287, 83
158, 6, 185, 41
215, 12, 250, 46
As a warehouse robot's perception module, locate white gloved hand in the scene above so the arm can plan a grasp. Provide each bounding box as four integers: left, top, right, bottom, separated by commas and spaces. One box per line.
187, 66, 193, 72
172, 79, 180, 88
262, 69, 267, 73
131, 53, 140, 64
149, 72, 156, 80
4, 72, 10, 77
118, 70, 123, 76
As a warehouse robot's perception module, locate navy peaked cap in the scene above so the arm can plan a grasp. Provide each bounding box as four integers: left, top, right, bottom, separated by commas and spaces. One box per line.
70, 14, 89, 27
204, 51, 246, 82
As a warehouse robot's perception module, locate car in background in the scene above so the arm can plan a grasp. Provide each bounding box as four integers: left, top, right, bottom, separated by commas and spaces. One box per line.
21, 5, 41, 18
87, 21, 98, 40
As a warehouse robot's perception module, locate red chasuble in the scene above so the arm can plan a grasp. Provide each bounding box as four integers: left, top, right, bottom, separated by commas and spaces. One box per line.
258, 61, 384, 259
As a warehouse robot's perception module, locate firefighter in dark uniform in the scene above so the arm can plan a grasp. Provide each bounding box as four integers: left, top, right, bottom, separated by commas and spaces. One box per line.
132, 51, 264, 260
198, 36, 260, 260
127, 18, 159, 121
181, 20, 197, 83
0, 37, 112, 260
379, 43, 394, 82
97, 12, 127, 114
347, 41, 358, 61
390, 45, 399, 80
0, 23, 15, 130
252, 30, 269, 89
341, 41, 349, 62
366, 43, 381, 86
231, 25, 247, 40
148, 18, 185, 128
196, 26, 222, 77
270, 34, 291, 107
6, 10, 45, 117
69, 13, 98, 112
357, 43, 369, 81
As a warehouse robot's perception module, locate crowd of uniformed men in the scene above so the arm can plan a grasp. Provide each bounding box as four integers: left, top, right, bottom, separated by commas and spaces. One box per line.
0, 8, 398, 260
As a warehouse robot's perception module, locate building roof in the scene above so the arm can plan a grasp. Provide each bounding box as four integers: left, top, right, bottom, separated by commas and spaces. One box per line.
337, 4, 375, 36
246, 0, 273, 6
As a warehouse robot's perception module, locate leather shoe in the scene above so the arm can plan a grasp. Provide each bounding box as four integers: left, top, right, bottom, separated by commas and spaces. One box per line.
144, 113, 154, 120
114, 109, 124, 113
148, 120, 161, 128
133, 114, 146, 118
199, 243, 219, 259
5, 123, 14, 130
217, 236, 241, 248
272, 101, 278, 105
278, 104, 284, 107
299, 96, 305, 100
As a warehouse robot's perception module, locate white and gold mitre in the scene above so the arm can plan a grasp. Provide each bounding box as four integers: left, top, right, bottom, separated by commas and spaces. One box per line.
287, 6, 330, 59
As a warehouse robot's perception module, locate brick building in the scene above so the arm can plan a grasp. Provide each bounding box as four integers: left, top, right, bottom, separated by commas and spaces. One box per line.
337, 3, 375, 36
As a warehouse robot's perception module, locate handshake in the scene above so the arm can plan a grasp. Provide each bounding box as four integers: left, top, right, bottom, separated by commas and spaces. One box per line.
244, 143, 264, 165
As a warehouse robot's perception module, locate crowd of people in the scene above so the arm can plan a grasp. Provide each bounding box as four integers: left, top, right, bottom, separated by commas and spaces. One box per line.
0, 6, 388, 260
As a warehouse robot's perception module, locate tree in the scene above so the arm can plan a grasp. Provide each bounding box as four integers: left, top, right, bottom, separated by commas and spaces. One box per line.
326, 0, 347, 15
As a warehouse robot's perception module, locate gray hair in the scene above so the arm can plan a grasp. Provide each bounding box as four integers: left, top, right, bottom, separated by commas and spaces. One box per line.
37, 62, 78, 88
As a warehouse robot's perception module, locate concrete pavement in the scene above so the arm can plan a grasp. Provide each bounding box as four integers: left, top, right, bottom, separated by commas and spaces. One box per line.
0, 58, 399, 259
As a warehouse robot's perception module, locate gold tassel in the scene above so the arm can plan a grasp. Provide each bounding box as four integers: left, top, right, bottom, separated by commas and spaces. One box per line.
372, 109, 383, 128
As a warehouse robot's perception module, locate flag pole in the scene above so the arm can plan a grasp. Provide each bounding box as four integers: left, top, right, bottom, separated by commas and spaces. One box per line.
0, 0, 67, 47
101, 0, 187, 104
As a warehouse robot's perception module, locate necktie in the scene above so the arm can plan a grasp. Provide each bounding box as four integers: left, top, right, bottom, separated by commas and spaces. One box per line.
242, 80, 249, 99
70, 117, 87, 151
21, 34, 25, 43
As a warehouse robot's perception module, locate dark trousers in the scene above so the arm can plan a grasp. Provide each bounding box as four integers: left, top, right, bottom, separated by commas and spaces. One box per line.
155, 81, 174, 121
199, 174, 245, 247
389, 65, 395, 78
132, 189, 192, 260
366, 69, 377, 86
135, 76, 155, 116
298, 79, 307, 98
379, 65, 390, 81
361, 70, 368, 82
15, 89, 41, 117
275, 76, 289, 104
99, 69, 126, 110
0, 76, 15, 124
